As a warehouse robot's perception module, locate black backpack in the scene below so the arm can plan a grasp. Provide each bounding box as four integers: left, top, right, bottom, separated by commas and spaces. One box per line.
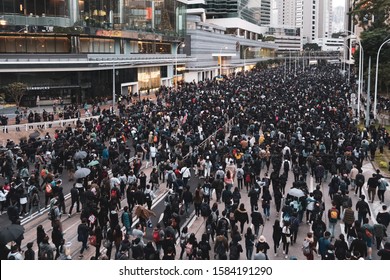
144, 192, 152, 202
217, 218, 229, 235
229, 242, 239, 259
201, 203, 211, 217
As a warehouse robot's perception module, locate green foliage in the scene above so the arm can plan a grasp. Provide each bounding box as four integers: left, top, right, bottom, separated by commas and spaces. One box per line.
351, 1, 390, 96
6, 82, 27, 107
303, 43, 321, 51
351, 0, 390, 30
263, 36, 275, 42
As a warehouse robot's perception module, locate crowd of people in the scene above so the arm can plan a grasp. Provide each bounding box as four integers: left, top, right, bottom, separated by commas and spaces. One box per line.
0, 63, 390, 260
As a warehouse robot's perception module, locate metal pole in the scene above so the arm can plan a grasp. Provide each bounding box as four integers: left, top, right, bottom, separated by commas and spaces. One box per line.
175, 45, 178, 91
365, 56, 371, 128
175, 42, 184, 91
374, 38, 390, 119
112, 64, 115, 114
358, 48, 364, 118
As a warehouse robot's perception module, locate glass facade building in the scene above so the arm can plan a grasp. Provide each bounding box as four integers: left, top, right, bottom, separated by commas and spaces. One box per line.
204, 0, 262, 25
0, 0, 187, 105
0, 0, 186, 37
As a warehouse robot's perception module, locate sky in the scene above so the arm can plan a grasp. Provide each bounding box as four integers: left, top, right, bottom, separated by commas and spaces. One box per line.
333, 0, 345, 8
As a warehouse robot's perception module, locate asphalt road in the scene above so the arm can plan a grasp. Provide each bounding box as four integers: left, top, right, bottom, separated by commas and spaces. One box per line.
3, 157, 388, 260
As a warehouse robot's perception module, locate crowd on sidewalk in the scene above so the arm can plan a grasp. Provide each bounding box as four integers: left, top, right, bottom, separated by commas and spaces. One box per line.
1, 64, 390, 260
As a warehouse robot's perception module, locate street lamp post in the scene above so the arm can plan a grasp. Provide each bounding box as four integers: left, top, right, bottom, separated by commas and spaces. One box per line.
243, 47, 251, 72
219, 46, 228, 75
343, 30, 364, 118
373, 37, 390, 119
112, 64, 116, 114
175, 41, 185, 91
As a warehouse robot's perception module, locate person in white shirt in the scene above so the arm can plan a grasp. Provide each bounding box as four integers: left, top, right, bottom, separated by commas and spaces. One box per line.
181, 165, 192, 188
150, 144, 157, 166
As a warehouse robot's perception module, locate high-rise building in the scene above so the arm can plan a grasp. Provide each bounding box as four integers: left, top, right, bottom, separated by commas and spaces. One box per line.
276, 0, 297, 27
203, 0, 271, 26
277, 0, 333, 42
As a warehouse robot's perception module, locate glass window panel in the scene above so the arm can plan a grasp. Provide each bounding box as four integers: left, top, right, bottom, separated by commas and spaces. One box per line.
2, 0, 16, 13
92, 38, 100, 52
15, 37, 26, 52
80, 38, 91, 53
46, 37, 56, 52
26, 37, 36, 53
36, 38, 46, 53
5, 37, 16, 53
55, 37, 70, 53
0, 38, 6, 53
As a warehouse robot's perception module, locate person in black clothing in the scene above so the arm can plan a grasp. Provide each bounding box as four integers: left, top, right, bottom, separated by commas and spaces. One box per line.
356, 195, 371, 225
68, 184, 80, 217
250, 206, 264, 237
334, 234, 349, 260
354, 170, 365, 197
24, 242, 35, 260
248, 186, 259, 212
349, 232, 367, 259
376, 205, 390, 229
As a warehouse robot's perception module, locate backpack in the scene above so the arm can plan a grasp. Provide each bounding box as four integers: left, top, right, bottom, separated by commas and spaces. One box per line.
365, 228, 373, 239
329, 208, 338, 222
201, 203, 211, 217
167, 172, 174, 183
237, 169, 244, 180
217, 218, 228, 235
215, 242, 226, 257
152, 230, 160, 243
111, 189, 117, 199
144, 192, 152, 201
229, 243, 239, 259
45, 184, 52, 194
199, 241, 209, 254
245, 173, 251, 183
49, 207, 56, 221
206, 224, 213, 235
283, 160, 290, 171
211, 211, 218, 223
185, 243, 193, 255
355, 175, 364, 186
302, 239, 311, 255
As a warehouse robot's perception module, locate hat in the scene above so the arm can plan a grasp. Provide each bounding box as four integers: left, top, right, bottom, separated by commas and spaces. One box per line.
259, 235, 266, 242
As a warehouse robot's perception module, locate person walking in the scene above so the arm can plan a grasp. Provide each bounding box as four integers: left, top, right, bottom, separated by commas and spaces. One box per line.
272, 219, 282, 257
68, 184, 80, 217
281, 220, 291, 259
77, 218, 89, 259
234, 203, 249, 234
328, 202, 339, 240
244, 227, 255, 260
356, 195, 371, 225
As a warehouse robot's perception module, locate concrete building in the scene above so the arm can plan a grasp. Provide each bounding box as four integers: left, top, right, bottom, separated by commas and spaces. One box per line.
0, 0, 190, 105
276, 0, 333, 43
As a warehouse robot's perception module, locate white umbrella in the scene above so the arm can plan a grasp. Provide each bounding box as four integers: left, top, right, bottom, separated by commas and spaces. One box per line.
288, 188, 305, 198
74, 167, 91, 179
110, 177, 120, 188
74, 151, 88, 160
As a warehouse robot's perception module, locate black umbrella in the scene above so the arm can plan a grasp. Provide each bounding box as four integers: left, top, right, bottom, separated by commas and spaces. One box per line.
0, 224, 25, 245
29, 131, 40, 139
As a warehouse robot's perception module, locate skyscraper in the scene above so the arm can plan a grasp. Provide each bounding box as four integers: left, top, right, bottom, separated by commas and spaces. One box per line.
276, 0, 333, 42
204, 0, 271, 26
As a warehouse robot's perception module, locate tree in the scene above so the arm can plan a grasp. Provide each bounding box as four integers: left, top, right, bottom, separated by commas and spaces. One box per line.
303, 43, 321, 51
351, 1, 390, 96
351, 0, 390, 30
7, 82, 27, 107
